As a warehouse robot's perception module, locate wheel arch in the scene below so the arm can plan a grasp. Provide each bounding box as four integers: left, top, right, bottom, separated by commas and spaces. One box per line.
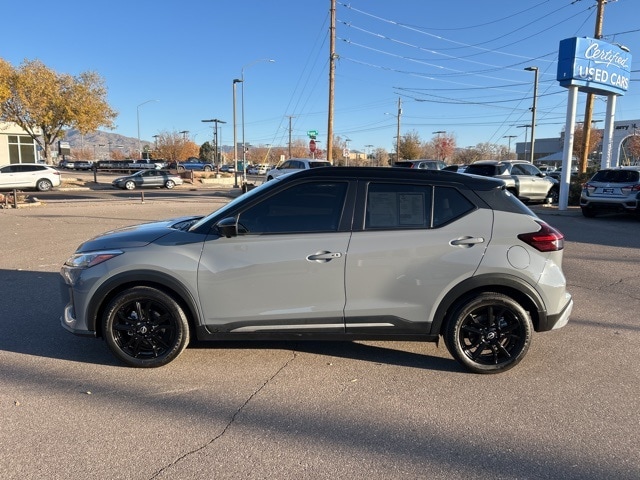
433, 273, 547, 335
87, 270, 201, 338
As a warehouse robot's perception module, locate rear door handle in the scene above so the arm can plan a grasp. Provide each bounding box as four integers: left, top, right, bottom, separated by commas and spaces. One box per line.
450, 236, 485, 247
306, 251, 342, 263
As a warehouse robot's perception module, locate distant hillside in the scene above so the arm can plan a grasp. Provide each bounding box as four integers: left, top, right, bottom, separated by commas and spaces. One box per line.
63, 129, 146, 158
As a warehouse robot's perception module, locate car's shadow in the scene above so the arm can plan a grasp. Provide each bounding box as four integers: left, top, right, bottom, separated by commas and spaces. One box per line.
0, 269, 462, 372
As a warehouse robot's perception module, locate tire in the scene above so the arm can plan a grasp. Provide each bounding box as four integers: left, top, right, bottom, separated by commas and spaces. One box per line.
36, 179, 53, 192
581, 206, 596, 218
102, 286, 189, 368
203, 165, 212, 172
444, 293, 532, 374
547, 187, 559, 204
124, 180, 136, 190
165, 180, 175, 189
177, 166, 185, 172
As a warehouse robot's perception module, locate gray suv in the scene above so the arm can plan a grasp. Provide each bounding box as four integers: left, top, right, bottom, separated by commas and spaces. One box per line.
60, 167, 572, 374
465, 160, 559, 204
580, 166, 640, 217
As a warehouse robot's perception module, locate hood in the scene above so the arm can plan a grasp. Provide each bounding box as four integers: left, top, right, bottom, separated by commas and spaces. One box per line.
77, 216, 201, 252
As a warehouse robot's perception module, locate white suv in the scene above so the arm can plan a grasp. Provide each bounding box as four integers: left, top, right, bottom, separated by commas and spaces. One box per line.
60, 167, 572, 373
266, 158, 331, 180
0, 163, 61, 191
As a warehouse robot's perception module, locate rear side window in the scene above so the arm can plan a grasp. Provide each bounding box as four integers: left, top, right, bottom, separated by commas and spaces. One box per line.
465, 165, 497, 177
591, 170, 640, 183
364, 183, 474, 229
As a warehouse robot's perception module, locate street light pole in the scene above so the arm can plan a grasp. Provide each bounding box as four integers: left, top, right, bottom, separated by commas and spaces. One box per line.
433, 131, 446, 161
241, 58, 275, 184
524, 66, 539, 163
232, 79, 243, 188
137, 99, 158, 159
201, 119, 226, 168
503, 135, 517, 158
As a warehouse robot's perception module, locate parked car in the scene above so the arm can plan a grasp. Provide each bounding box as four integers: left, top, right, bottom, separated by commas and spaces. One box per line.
220, 164, 235, 173
394, 160, 447, 170
111, 170, 183, 190
73, 160, 95, 171
580, 166, 640, 217
0, 163, 61, 192
548, 165, 578, 181
266, 158, 331, 180
60, 167, 572, 373
58, 159, 75, 169
443, 164, 468, 173
464, 160, 559, 203
170, 157, 215, 171
249, 164, 269, 175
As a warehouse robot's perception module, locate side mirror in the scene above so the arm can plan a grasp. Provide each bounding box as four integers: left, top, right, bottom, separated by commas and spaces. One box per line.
215, 217, 238, 238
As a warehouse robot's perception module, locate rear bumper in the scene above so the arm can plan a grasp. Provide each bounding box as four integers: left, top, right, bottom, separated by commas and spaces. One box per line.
538, 293, 573, 332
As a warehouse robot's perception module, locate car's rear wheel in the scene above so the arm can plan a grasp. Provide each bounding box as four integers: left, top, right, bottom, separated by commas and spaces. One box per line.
165, 180, 175, 189
203, 165, 212, 171
102, 287, 189, 368
444, 293, 532, 374
581, 206, 596, 217
124, 180, 136, 190
36, 179, 53, 192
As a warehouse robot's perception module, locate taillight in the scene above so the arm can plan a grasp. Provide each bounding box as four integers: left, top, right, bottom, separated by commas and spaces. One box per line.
518, 220, 564, 252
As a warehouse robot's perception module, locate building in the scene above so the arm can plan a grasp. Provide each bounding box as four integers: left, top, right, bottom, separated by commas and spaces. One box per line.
0, 122, 40, 165
516, 118, 640, 168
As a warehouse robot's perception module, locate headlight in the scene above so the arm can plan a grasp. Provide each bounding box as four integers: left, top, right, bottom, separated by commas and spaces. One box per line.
64, 250, 123, 269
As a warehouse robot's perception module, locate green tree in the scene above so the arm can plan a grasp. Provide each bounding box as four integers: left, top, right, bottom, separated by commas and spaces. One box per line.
0, 59, 116, 164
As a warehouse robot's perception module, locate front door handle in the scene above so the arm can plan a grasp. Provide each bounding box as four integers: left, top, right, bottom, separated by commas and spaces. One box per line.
306, 251, 342, 263
450, 236, 485, 247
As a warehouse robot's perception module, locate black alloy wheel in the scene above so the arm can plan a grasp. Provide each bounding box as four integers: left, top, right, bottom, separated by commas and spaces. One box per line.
445, 293, 532, 374
102, 287, 189, 368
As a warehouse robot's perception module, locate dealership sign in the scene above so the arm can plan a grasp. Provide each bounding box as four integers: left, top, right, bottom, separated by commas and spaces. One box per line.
557, 37, 631, 96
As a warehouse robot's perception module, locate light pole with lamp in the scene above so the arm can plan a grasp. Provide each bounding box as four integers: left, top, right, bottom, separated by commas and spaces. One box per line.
137, 99, 158, 159
344, 138, 351, 166
232, 78, 243, 188
524, 66, 538, 163
201, 119, 226, 168
433, 131, 446, 161
503, 135, 517, 158
241, 58, 275, 184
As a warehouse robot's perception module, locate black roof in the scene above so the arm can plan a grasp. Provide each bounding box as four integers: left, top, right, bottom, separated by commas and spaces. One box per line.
283, 166, 505, 192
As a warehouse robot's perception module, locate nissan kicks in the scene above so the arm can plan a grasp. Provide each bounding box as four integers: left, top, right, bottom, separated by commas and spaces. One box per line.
60, 167, 572, 373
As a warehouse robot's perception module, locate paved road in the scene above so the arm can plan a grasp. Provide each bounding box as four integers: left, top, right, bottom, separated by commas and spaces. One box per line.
0, 198, 638, 479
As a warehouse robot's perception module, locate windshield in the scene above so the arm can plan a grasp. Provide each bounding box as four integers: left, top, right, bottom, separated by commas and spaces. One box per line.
188, 178, 279, 231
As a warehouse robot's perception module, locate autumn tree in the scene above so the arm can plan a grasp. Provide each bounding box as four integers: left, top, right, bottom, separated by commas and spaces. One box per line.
399, 130, 423, 160
153, 130, 199, 161
430, 132, 456, 162
624, 135, 640, 164
0, 59, 116, 164
569, 124, 602, 172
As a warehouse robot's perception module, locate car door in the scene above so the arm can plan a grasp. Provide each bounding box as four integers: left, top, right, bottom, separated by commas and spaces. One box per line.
511, 163, 549, 201
344, 182, 492, 332
197, 180, 352, 332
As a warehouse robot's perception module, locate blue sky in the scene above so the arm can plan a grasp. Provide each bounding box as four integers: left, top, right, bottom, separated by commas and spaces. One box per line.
2, 0, 639, 154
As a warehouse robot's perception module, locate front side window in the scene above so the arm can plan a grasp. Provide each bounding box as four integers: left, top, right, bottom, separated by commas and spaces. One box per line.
238, 181, 348, 234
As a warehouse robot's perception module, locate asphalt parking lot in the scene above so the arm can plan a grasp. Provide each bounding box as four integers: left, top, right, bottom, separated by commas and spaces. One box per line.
0, 197, 638, 480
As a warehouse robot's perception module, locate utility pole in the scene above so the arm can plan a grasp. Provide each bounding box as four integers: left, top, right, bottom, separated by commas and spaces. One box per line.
327, 0, 336, 163
580, 0, 606, 173
287, 115, 295, 159
396, 97, 402, 163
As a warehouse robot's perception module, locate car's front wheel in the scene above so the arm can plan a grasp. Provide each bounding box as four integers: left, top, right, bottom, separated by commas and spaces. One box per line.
36, 179, 53, 191
203, 165, 212, 171
547, 187, 559, 204
102, 287, 190, 368
444, 293, 532, 374
165, 180, 175, 189
124, 180, 136, 190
